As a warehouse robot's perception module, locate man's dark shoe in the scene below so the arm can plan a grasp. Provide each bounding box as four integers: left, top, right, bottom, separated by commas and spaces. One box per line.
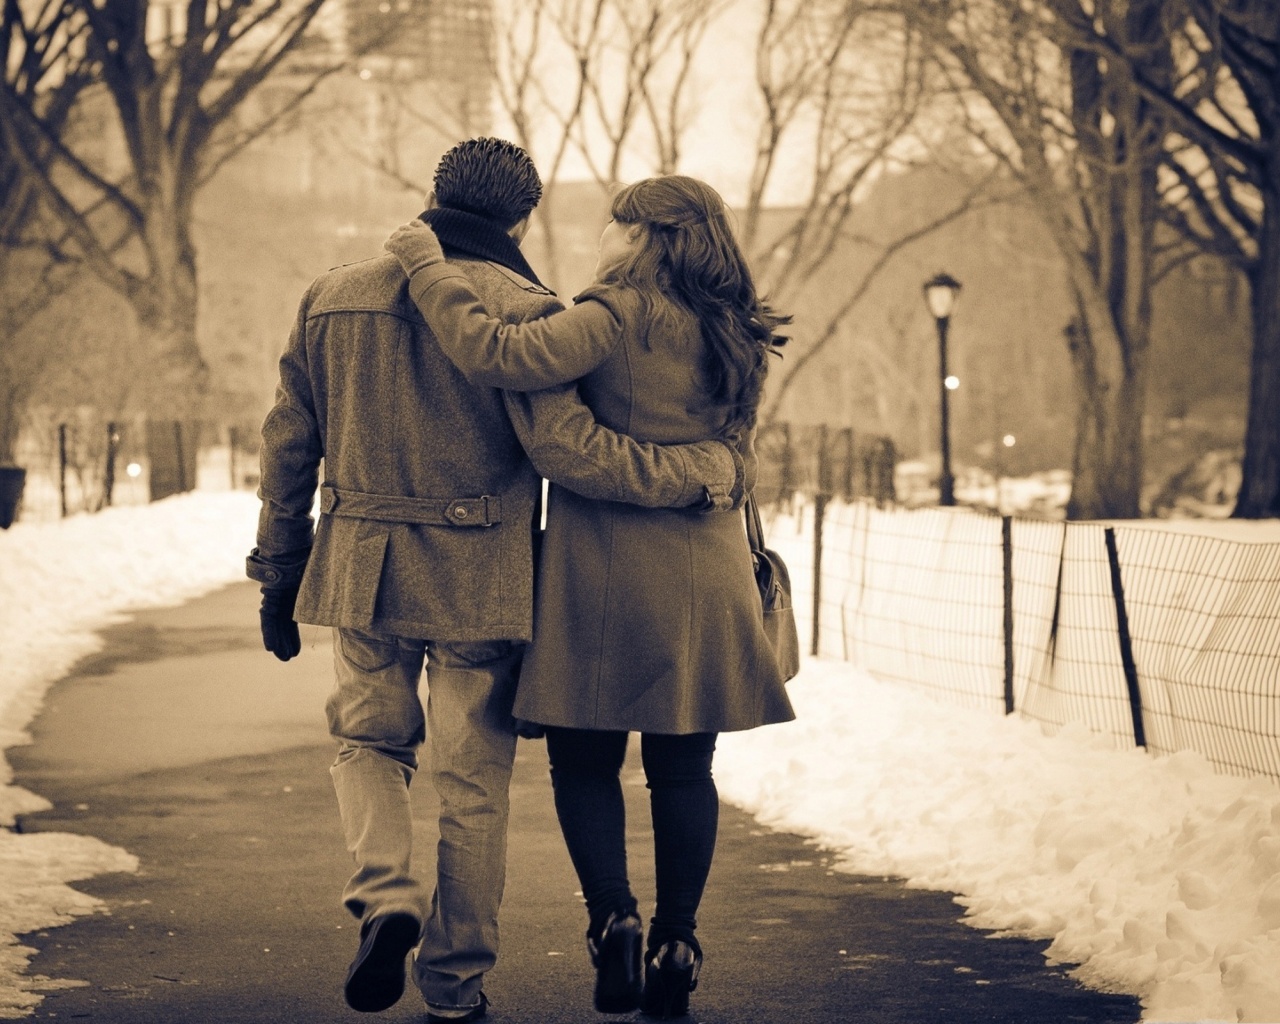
425, 992, 489, 1023
343, 911, 421, 1013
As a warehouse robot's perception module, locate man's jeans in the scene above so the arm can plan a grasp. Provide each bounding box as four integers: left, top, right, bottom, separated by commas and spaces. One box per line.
326, 628, 522, 1014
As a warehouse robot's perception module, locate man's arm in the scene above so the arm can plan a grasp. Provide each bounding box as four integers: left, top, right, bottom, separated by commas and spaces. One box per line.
385, 220, 620, 390
246, 285, 322, 596
503, 386, 748, 510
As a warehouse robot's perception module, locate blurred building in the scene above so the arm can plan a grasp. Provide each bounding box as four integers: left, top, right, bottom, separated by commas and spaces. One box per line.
230, 0, 494, 198
197, 0, 497, 419
343, 0, 493, 139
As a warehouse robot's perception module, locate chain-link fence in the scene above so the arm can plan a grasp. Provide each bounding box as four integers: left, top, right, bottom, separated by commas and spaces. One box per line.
754, 422, 898, 508
768, 496, 1280, 782
10, 412, 1276, 782
7, 415, 261, 524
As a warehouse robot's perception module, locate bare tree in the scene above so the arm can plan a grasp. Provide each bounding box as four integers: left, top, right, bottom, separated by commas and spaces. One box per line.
728, 0, 993, 428
0, 0, 97, 466
1090, 0, 1279, 517
330, 0, 962, 432
757, 174, 999, 425
255, 0, 715, 293
883, 0, 1173, 519
489, 0, 724, 289
0, 0, 345, 495
496, 0, 971, 405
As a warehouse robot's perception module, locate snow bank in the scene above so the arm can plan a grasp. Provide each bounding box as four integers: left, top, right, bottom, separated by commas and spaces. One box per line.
0, 492, 259, 1017
717, 661, 1280, 1023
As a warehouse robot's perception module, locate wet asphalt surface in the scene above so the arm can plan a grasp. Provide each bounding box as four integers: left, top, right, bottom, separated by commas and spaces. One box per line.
11, 581, 1141, 1023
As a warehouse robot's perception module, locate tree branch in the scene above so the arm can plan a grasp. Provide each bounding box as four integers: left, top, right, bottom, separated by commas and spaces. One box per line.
202, 0, 328, 131
761, 174, 998, 423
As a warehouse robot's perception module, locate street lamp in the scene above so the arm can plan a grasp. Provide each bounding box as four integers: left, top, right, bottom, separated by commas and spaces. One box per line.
923, 271, 963, 506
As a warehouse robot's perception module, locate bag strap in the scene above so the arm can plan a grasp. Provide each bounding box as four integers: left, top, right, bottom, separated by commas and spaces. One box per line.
744, 492, 765, 553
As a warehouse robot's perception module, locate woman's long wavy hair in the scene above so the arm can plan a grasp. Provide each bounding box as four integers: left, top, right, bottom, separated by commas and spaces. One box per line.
599, 175, 790, 434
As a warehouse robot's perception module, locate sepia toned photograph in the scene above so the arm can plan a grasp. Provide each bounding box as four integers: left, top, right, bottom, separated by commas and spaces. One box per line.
1, 1, 1277, 1022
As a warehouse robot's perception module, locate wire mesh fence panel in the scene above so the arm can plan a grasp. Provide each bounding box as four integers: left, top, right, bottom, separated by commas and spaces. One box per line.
8, 417, 258, 525
1019, 523, 1139, 748
1114, 528, 1280, 779
1008, 517, 1067, 709
815, 500, 865, 662
765, 447, 1280, 782
835, 503, 1008, 713
754, 423, 897, 508
11, 422, 133, 522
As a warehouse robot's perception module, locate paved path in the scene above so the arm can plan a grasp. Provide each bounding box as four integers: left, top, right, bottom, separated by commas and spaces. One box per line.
12, 581, 1141, 1023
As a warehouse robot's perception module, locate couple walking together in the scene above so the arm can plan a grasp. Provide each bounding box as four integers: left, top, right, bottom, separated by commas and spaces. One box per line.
248, 137, 795, 1021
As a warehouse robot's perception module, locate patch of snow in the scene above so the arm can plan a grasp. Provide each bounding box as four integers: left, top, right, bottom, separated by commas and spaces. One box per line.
0, 492, 259, 1015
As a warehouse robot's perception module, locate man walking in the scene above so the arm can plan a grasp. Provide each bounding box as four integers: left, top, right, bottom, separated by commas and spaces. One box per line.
247, 138, 742, 1022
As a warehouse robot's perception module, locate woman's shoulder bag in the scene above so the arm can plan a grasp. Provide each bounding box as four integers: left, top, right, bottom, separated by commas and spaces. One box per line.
745, 494, 801, 681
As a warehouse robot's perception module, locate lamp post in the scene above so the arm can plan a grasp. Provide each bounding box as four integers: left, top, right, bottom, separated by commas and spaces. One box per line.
923, 272, 962, 506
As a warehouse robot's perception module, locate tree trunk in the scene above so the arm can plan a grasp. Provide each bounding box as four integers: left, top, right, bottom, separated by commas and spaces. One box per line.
1061, 133, 1154, 522
1234, 166, 1280, 517
1058, 3, 1159, 522
1062, 310, 1145, 520
0, 356, 25, 466
143, 181, 205, 378
133, 229, 207, 500
145, 417, 199, 500
0, 305, 46, 468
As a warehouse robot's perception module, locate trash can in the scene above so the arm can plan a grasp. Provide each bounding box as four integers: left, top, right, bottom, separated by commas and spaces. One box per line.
0, 466, 27, 529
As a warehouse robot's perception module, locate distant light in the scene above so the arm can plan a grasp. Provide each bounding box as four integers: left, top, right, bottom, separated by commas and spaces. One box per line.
944, 375, 960, 390
126, 462, 142, 479
359, 68, 372, 80
1002, 434, 1017, 448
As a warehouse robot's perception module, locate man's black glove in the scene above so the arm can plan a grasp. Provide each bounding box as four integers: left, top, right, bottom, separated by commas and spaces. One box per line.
259, 585, 302, 662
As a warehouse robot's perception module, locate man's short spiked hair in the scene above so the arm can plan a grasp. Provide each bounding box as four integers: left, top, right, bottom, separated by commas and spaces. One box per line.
432, 137, 543, 228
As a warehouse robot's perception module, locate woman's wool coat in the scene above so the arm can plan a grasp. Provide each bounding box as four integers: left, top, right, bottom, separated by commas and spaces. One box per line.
408, 269, 795, 735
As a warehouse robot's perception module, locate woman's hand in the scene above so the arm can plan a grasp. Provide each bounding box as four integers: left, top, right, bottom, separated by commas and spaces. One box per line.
385, 220, 446, 276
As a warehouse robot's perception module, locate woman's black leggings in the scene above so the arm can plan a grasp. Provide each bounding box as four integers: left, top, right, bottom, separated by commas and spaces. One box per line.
544, 727, 718, 945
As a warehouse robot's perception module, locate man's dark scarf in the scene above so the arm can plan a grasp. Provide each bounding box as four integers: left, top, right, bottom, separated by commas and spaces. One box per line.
419, 207, 548, 291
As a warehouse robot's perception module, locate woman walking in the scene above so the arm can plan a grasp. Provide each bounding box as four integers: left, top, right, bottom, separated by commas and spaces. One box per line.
386, 175, 795, 1018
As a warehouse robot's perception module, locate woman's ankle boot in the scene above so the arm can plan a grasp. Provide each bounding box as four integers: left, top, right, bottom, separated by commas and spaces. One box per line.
640, 937, 702, 1019
586, 910, 643, 1013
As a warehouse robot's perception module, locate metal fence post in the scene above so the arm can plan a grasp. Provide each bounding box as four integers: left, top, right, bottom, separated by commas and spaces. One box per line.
103, 422, 120, 508
58, 423, 69, 518
778, 423, 795, 506
811, 425, 831, 657
228, 424, 238, 490
174, 421, 188, 493
1001, 515, 1015, 714
1103, 526, 1147, 748
841, 427, 855, 501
